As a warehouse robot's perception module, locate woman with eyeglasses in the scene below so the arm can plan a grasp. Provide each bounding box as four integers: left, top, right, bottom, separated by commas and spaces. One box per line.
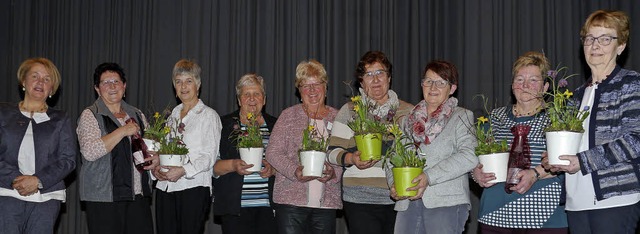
77, 63, 157, 234
542, 10, 640, 233
0, 58, 76, 233
472, 52, 568, 233
266, 59, 341, 234
326, 51, 413, 234
390, 60, 477, 233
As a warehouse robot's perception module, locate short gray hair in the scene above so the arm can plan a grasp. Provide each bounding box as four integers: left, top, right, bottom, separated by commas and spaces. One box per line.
236, 73, 265, 98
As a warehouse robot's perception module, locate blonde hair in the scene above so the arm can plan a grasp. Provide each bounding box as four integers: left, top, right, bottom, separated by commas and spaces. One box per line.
295, 59, 328, 88
512, 51, 550, 79
580, 10, 630, 44
172, 59, 202, 87
17, 58, 61, 95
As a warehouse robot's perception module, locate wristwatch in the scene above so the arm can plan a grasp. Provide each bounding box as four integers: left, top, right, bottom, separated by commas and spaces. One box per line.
532, 168, 541, 180
37, 179, 43, 189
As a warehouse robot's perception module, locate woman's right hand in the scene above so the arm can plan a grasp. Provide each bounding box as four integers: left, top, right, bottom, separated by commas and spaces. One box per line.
233, 159, 254, 175
119, 121, 140, 137
294, 165, 318, 182
348, 152, 378, 170
472, 164, 497, 188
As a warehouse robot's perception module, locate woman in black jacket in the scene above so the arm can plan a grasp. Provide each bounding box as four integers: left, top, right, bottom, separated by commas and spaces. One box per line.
213, 73, 278, 234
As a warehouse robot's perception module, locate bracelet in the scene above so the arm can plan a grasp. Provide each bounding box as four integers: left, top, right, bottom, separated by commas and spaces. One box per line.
470, 171, 478, 183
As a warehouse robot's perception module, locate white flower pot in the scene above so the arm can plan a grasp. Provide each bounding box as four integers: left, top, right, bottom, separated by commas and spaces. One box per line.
477, 152, 509, 183
239, 147, 264, 172
159, 154, 186, 166
299, 151, 326, 177
546, 131, 583, 165
142, 138, 161, 152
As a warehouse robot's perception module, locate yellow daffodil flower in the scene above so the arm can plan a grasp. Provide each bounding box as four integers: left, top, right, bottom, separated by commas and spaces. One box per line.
247, 112, 254, 120
477, 116, 489, 124
351, 96, 361, 102
307, 125, 315, 132
353, 105, 360, 112
154, 112, 160, 119
563, 89, 573, 98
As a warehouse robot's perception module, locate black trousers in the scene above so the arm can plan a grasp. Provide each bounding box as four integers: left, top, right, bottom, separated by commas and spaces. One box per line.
155, 186, 211, 234
343, 201, 397, 234
85, 195, 154, 234
275, 204, 336, 234
220, 206, 277, 234
567, 201, 640, 234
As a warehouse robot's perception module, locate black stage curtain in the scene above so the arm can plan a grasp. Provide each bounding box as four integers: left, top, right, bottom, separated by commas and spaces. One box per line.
1, 1, 639, 233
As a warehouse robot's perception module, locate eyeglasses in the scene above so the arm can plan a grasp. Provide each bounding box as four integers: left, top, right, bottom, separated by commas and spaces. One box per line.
582, 35, 618, 46
100, 79, 123, 87
422, 79, 450, 88
299, 82, 325, 91
363, 70, 387, 79
513, 76, 543, 85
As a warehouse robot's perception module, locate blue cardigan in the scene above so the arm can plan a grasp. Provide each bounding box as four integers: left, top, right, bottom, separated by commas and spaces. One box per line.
573, 66, 640, 201
0, 102, 76, 194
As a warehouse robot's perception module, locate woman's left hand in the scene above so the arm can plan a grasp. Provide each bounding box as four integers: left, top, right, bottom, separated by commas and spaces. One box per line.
12, 175, 40, 196
158, 166, 186, 182
407, 172, 429, 200
547, 154, 581, 174
510, 169, 537, 194
317, 162, 335, 183
260, 159, 276, 178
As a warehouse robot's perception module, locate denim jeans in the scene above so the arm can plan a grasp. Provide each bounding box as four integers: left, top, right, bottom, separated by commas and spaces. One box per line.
394, 199, 469, 234
275, 204, 336, 234
567, 201, 640, 234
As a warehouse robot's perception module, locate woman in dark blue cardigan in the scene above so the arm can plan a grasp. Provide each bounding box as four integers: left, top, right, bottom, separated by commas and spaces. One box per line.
0, 58, 76, 233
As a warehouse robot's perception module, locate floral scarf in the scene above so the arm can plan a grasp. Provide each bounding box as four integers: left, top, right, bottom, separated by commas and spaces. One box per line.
359, 87, 399, 122
404, 97, 458, 145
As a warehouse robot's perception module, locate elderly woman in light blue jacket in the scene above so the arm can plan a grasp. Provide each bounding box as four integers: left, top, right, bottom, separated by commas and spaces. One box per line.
389, 60, 477, 234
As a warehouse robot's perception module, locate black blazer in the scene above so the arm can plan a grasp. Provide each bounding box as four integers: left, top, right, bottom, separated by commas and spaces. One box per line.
213, 110, 278, 216
0, 103, 76, 194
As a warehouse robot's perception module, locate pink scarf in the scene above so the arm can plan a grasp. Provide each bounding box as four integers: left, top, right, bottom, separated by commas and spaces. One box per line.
404, 97, 458, 145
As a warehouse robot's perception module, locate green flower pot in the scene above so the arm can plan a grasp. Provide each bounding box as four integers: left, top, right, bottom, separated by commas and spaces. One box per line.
355, 133, 382, 161
393, 167, 423, 197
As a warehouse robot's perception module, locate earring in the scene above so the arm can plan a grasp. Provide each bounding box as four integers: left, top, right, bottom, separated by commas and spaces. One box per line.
49, 95, 52, 98
22, 87, 25, 91
123, 93, 126, 98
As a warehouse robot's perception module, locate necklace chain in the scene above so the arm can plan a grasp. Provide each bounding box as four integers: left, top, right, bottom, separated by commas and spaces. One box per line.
513, 104, 540, 117
303, 104, 327, 119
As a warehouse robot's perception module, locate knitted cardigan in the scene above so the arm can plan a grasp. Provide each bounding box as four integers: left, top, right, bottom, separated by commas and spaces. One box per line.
265, 104, 342, 209
573, 66, 640, 201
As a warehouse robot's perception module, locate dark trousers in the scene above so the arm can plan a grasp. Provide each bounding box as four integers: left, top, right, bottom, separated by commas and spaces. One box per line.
567, 201, 640, 234
0, 196, 61, 234
85, 195, 153, 234
275, 204, 336, 234
156, 186, 211, 234
220, 206, 277, 234
479, 223, 568, 234
343, 201, 396, 234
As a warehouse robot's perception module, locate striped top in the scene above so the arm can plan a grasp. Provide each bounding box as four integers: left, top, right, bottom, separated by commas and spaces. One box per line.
491, 106, 548, 167
240, 123, 271, 208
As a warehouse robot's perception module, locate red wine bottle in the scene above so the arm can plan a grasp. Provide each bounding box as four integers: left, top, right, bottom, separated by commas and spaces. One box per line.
126, 118, 151, 171
505, 125, 532, 194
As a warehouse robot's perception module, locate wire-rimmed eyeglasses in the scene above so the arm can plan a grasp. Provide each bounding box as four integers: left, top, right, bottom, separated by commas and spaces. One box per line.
422, 79, 450, 88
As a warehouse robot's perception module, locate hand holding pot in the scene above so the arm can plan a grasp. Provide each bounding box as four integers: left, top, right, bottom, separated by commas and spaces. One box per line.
472, 164, 497, 188
143, 152, 160, 171
259, 159, 276, 178
317, 162, 335, 183
233, 159, 254, 175
348, 151, 379, 170
159, 166, 186, 182
542, 152, 580, 174
295, 165, 318, 182
407, 172, 428, 200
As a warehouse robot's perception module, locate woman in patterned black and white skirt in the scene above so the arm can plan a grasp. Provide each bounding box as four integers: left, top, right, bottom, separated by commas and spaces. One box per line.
471, 51, 568, 233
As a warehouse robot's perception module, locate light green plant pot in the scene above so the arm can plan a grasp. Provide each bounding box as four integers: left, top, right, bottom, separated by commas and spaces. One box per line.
393, 167, 423, 197
355, 133, 382, 161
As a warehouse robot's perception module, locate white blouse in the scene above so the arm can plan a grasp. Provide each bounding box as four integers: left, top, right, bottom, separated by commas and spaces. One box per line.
155, 99, 221, 194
